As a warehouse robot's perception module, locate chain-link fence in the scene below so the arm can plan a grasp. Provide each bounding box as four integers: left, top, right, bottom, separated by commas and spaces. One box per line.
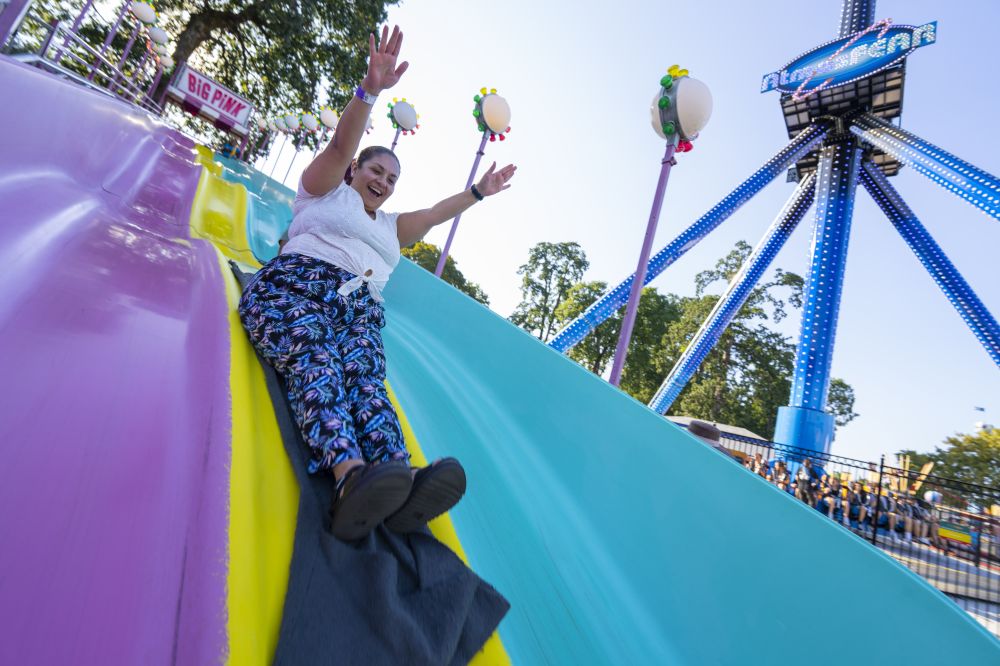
715, 430, 1000, 638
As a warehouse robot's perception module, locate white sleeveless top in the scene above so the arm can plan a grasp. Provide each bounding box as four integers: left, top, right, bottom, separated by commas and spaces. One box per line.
281, 180, 401, 302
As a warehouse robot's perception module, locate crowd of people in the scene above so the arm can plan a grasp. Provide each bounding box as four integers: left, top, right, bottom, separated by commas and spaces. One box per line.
743, 452, 945, 547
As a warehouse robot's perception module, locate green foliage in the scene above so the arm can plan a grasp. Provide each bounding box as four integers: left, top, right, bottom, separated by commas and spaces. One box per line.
898, 427, 1000, 502
618, 289, 681, 403
554, 281, 620, 374
150, 0, 397, 148
655, 241, 855, 437
401, 242, 489, 305
510, 242, 589, 342
7, 0, 393, 151
508, 239, 857, 438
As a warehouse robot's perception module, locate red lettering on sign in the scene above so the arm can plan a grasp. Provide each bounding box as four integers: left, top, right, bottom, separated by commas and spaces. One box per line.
199, 81, 210, 101
231, 102, 245, 117
187, 73, 197, 93
211, 90, 224, 105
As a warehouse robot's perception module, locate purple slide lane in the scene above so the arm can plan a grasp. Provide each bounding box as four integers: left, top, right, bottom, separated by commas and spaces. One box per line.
0, 57, 232, 663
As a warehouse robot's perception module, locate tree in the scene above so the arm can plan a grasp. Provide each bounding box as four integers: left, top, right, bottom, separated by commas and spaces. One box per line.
552, 281, 680, 400
898, 427, 1000, 503
401, 241, 489, 305
651, 241, 857, 437
617, 289, 682, 403
554, 281, 621, 374
510, 242, 588, 342
150, 0, 397, 143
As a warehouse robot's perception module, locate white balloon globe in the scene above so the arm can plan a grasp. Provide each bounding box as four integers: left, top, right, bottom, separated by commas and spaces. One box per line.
274, 117, 287, 131
675, 77, 713, 139
153, 43, 170, 56
480, 94, 510, 134
255, 117, 268, 130
283, 114, 300, 130
302, 113, 319, 131
148, 27, 168, 44
130, 1, 157, 24
391, 101, 417, 131
159, 55, 174, 70
319, 108, 339, 129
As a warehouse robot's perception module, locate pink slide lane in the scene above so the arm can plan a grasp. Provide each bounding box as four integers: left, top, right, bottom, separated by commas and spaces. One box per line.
0, 57, 233, 663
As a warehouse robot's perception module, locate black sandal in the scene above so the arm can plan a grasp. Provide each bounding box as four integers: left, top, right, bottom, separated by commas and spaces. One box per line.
385, 457, 467, 534
330, 460, 413, 541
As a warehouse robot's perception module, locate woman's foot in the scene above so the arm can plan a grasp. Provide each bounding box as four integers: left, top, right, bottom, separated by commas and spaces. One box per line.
385, 457, 467, 534
330, 460, 413, 541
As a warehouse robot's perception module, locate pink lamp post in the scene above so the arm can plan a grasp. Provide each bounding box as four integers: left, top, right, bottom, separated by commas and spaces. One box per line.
87, 0, 130, 81
434, 87, 511, 277
608, 66, 713, 387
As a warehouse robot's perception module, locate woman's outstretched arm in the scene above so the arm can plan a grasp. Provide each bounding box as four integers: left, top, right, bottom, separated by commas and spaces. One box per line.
301, 25, 409, 197
397, 162, 517, 247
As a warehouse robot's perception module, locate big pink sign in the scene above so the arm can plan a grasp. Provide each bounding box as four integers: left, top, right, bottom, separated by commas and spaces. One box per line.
166, 63, 254, 133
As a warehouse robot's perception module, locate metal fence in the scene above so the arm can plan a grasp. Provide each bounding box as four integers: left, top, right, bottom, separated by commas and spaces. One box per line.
718, 431, 1000, 638
4, 8, 162, 114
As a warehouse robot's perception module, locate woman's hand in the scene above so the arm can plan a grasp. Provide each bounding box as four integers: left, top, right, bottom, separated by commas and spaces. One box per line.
361, 25, 409, 95
476, 162, 517, 197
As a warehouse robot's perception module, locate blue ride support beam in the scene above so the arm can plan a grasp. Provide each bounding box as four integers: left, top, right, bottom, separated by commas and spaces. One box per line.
649, 173, 817, 415
838, 0, 875, 38
859, 161, 1000, 368
850, 114, 1000, 223
548, 122, 829, 354
774, 140, 863, 456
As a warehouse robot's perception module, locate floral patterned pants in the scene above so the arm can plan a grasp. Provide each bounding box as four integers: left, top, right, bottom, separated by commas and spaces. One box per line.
238, 253, 409, 474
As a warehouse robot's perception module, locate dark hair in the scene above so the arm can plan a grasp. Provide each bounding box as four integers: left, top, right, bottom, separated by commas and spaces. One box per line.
344, 146, 400, 184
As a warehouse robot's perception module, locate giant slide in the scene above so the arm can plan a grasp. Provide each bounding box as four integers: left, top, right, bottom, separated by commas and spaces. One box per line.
1, 56, 997, 664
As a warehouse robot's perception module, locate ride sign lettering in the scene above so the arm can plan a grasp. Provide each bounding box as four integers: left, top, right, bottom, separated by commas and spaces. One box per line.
169, 64, 252, 128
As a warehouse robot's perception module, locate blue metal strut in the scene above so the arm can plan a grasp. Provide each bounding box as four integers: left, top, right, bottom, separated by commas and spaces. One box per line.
548, 122, 830, 354
860, 161, 1000, 368
850, 114, 1000, 223
649, 173, 816, 415
838, 0, 876, 37
774, 140, 863, 456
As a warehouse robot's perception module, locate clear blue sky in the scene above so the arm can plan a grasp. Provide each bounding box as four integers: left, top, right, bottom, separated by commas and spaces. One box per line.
262, 0, 1000, 463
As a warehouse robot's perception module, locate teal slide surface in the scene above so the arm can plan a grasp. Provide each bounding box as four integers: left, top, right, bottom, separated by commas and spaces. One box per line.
214, 153, 294, 262
382, 259, 1000, 664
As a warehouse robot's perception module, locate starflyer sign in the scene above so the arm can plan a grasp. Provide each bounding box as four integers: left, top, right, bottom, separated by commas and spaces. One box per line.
760, 20, 937, 99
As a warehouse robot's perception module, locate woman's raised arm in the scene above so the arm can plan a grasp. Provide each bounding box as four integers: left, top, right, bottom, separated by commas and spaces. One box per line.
301, 25, 409, 197
396, 162, 516, 247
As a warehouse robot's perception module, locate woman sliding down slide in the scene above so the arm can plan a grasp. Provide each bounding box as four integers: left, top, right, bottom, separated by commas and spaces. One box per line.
238, 25, 516, 540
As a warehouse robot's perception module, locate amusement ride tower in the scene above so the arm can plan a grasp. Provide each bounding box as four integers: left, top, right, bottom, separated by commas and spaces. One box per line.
548, 0, 1000, 458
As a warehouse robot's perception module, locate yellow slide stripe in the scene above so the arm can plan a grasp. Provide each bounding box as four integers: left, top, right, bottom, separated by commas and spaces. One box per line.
194, 148, 508, 663
216, 248, 299, 666
386, 385, 511, 665
190, 150, 258, 266
194, 144, 223, 176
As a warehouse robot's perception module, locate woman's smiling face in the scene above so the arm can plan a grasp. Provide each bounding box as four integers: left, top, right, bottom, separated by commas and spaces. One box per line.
351, 153, 400, 213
